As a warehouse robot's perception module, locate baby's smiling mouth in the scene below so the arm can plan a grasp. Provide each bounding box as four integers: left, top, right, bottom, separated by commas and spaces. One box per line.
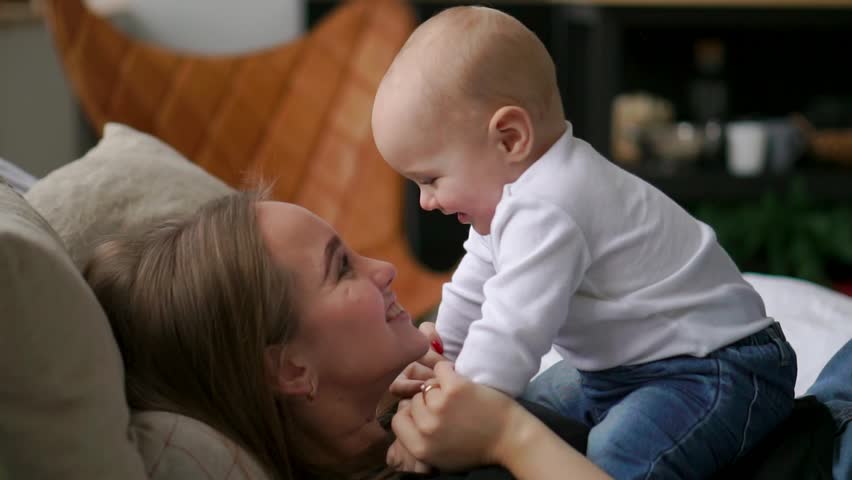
439, 209, 469, 224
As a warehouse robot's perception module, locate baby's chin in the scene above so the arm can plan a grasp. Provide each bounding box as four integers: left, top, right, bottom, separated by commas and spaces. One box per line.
470, 220, 491, 236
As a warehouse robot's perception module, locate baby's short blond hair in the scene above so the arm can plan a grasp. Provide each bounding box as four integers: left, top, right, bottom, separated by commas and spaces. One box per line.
388, 6, 564, 127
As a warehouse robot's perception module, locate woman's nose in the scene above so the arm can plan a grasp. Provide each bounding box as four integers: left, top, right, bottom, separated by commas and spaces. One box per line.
370, 258, 397, 289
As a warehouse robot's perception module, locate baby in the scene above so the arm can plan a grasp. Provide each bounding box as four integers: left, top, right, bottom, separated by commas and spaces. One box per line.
373, 6, 796, 479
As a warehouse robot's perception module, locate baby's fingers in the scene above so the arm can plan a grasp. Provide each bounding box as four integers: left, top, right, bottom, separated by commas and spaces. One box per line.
418, 322, 447, 368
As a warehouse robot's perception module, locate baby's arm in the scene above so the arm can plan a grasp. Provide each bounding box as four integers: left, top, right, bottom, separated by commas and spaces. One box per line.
455, 199, 591, 397
434, 232, 495, 361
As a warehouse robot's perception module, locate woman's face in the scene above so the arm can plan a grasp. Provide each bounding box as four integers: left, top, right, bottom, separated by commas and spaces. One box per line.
256, 201, 429, 392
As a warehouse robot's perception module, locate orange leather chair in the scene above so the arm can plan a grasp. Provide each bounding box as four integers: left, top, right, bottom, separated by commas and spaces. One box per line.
42, 0, 449, 318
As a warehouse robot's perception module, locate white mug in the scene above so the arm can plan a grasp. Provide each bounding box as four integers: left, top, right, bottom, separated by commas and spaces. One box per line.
726, 121, 768, 177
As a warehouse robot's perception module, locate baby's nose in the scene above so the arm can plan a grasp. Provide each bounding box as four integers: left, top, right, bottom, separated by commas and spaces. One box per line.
419, 190, 437, 211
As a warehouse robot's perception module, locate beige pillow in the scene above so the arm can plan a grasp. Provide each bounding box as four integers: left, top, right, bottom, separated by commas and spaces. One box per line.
22, 124, 271, 479
0, 178, 147, 479
131, 411, 270, 479
25, 122, 234, 269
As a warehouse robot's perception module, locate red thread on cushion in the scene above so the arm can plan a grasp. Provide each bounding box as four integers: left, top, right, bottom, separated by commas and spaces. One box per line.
147, 415, 179, 477
165, 443, 218, 480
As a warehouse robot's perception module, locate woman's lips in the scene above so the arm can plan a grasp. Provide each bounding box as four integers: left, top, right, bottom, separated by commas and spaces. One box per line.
386, 301, 410, 323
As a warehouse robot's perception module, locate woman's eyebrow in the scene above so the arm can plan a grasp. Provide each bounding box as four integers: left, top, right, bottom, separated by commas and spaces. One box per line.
322, 235, 342, 283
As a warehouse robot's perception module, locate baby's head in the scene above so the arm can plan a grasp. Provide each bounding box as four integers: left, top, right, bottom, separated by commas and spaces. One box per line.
372, 6, 565, 234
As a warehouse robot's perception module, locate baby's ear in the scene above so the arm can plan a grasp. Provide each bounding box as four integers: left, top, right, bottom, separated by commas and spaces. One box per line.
264, 344, 316, 398
488, 106, 534, 163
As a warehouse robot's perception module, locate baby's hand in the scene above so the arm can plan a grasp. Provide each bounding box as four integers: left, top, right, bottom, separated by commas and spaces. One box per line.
416, 322, 447, 368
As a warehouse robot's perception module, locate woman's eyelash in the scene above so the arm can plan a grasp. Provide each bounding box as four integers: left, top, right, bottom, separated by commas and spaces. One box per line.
420, 178, 435, 186
338, 253, 351, 279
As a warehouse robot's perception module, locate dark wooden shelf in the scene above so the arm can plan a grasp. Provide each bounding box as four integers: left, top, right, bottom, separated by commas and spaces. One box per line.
625, 165, 852, 204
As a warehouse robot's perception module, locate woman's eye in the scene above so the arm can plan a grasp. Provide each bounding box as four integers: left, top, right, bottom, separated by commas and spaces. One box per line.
338, 253, 352, 279
420, 178, 436, 186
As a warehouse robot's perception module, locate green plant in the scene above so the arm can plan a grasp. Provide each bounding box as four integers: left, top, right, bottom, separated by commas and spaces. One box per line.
692, 178, 852, 284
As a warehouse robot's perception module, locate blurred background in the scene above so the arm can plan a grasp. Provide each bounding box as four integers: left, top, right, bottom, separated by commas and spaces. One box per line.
2, 0, 851, 293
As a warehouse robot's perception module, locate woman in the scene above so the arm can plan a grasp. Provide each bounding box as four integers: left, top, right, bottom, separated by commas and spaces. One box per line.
85, 190, 610, 480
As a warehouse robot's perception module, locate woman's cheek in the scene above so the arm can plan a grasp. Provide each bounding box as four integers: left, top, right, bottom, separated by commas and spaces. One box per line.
343, 285, 381, 326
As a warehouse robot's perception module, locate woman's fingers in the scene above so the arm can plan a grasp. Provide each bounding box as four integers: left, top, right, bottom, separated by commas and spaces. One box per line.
406, 362, 437, 381
393, 363, 535, 472
409, 388, 444, 438
413, 460, 432, 473
386, 439, 432, 473
386, 440, 403, 468
390, 362, 435, 398
407, 364, 456, 432
389, 323, 446, 399
390, 377, 424, 398
391, 407, 426, 460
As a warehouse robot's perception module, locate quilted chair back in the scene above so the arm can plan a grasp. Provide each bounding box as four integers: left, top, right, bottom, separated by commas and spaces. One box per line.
41, 0, 448, 318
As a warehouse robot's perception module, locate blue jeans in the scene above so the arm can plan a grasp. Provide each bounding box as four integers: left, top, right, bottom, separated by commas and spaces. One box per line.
806, 338, 852, 480
522, 323, 797, 480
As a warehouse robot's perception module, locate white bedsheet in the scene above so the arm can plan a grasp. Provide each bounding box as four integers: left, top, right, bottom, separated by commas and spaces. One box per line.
0, 156, 38, 194
537, 273, 852, 397
745, 273, 852, 397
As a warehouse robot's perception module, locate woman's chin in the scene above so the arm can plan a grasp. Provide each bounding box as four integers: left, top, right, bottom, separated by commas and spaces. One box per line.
393, 323, 430, 362
410, 327, 432, 359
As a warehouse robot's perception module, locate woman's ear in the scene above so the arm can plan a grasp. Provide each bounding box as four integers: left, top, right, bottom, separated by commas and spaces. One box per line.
264, 344, 317, 399
488, 106, 534, 164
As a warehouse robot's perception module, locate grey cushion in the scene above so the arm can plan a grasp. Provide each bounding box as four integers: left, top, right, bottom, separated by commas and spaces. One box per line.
0, 177, 148, 479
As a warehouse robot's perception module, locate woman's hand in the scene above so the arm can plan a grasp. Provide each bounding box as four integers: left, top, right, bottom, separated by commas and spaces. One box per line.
391, 361, 520, 470
387, 438, 432, 473
391, 362, 612, 480
390, 322, 447, 399
384, 322, 446, 473
386, 399, 432, 473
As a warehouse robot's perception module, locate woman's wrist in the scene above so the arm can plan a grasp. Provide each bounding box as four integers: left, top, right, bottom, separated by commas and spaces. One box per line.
490, 402, 541, 468
491, 404, 612, 480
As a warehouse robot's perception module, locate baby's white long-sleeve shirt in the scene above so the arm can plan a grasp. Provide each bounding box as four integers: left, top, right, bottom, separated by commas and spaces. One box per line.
435, 123, 771, 397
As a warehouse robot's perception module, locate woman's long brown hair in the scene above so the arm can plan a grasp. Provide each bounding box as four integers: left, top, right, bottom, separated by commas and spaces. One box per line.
84, 192, 398, 479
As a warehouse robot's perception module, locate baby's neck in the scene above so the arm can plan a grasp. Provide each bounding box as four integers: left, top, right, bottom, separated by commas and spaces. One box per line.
529, 119, 567, 164
507, 119, 567, 183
